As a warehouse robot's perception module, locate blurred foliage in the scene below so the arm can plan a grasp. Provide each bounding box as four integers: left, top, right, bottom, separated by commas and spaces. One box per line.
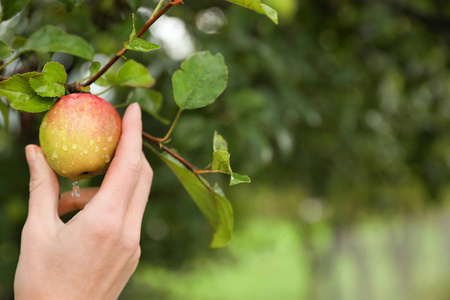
2, 0, 450, 299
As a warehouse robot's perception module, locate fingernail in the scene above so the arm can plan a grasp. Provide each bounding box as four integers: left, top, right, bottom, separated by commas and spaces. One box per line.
132, 103, 141, 120
25, 145, 36, 166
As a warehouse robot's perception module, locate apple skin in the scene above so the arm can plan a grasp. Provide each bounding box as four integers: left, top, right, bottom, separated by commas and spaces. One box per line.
39, 93, 122, 181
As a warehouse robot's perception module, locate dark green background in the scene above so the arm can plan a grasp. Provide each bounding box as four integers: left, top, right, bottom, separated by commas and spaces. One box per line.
1, 0, 450, 299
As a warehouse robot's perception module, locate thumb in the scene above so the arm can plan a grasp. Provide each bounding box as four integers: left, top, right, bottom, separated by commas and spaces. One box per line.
25, 145, 60, 223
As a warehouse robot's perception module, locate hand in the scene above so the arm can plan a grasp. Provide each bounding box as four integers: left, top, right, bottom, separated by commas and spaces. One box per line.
14, 103, 153, 300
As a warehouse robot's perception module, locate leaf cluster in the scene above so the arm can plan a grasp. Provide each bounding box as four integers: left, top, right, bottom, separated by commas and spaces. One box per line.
0, 0, 276, 248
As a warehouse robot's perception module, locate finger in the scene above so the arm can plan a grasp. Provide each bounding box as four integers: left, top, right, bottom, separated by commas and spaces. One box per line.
58, 187, 100, 216
94, 103, 143, 214
124, 152, 153, 233
25, 145, 60, 224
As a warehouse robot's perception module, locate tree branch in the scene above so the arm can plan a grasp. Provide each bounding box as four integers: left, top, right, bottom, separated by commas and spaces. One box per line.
142, 131, 198, 172
143, 138, 218, 195
81, 0, 177, 87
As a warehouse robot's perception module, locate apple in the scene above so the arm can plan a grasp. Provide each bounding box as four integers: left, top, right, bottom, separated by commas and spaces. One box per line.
39, 93, 122, 181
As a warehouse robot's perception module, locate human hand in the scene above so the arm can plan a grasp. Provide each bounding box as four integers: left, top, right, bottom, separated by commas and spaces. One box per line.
14, 103, 153, 300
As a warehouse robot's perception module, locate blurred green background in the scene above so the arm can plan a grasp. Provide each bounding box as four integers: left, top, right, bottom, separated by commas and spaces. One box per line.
2, 0, 450, 299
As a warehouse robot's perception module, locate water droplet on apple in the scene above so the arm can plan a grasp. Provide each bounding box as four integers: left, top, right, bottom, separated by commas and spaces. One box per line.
62, 145, 69, 151
107, 136, 113, 142
103, 147, 107, 151
72, 181, 80, 198
105, 154, 110, 163
52, 151, 58, 159
83, 148, 89, 154
72, 144, 78, 150
97, 136, 101, 142
95, 146, 99, 152
89, 139, 95, 145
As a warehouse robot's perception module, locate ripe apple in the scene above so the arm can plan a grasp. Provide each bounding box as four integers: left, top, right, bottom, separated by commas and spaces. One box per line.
39, 93, 122, 181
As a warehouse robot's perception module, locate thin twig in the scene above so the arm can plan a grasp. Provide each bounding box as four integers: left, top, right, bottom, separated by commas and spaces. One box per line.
143, 138, 216, 193
194, 169, 228, 175
82, 1, 176, 87
142, 131, 198, 172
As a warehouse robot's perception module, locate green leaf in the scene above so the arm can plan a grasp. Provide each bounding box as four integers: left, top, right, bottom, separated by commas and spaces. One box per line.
1, 0, 31, 21
211, 132, 251, 186
89, 61, 101, 78
212, 150, 232, 173
0, 72, 55, 112
261, 3, 278, 24
126, 88, 168, 124
29, 62, 67, 97
212, 132, 232, 174
12, 36, 27, 50
123, 13, 160, 53
124, 38, 160, 53
230, 172, 251, 186
114, 59, 155, 87
172, 51, 228, 110
214, 131, 229, 151
93, 77, 111, 87
0, 41, 13, 60
19, 25, 94, 61
226, 0, 278, 24
210, 184, 234, 248
146, 144, 233, 248
0, 100, 9, 131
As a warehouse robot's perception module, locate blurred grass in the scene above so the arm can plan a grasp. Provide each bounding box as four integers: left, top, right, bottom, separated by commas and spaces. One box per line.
120, 185, 450, 300
129, 218, 305, 300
